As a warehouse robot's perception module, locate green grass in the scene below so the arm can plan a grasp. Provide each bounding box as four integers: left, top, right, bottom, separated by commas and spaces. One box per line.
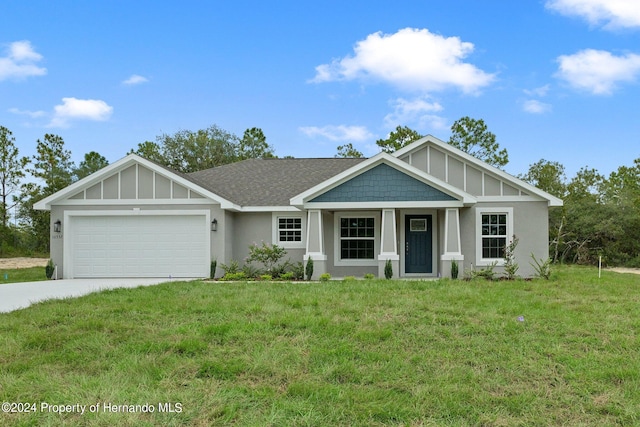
0, 267, 46, 284
1, 265, 639, 426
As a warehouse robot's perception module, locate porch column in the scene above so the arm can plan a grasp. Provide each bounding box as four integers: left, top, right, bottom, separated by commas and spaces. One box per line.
441, 208, 464, 278
378, 209, 399, 278
303, 209, 326, 280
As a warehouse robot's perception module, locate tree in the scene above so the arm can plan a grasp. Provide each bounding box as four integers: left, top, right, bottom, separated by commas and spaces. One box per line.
376, 126, 423, 153
129, 140, 166, 164
0, 126, 29, 228
74, 151, 109, 180
519, 159, 566, 198
238, 127, 274, 160
448, 116, 508, 168
19, 134, 75, 252
335, 143, 364, 158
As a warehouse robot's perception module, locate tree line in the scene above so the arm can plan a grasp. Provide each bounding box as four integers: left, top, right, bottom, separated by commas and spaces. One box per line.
2, 119, 639, 267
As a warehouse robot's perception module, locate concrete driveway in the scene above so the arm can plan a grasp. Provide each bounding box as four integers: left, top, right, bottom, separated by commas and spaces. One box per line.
0, 278, 173, 313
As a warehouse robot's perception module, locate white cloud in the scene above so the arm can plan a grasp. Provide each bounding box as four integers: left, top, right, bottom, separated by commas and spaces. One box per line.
523, 84, 550, 97
384, 97, 447, 130
123, 74, 149, 85
299, 125, 373, 142
555, 49, 640, 95
523, 100, 552, 114
0, 40, 47, 81
546, 0, 640, 30
49, 97, 113, 127
310, 28, 495, 94
8, 107, 47, 118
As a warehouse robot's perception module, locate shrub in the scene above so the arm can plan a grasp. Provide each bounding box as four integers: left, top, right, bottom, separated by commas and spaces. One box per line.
242, 263, 261, 279
220, 272, 247, 281
503, 235, 520, 280
473, 261, 498, 281
290, 262, 305, 280
210, 260, 217, 279
305, 257, 314, 281
530, 253, 552, 280
343, 276, 356, 282
280, 272, 295, 281
319, 273, 331, 282
259, 274, 272, 281
247, 242, 287, 276
384, 259, 393, 280
451, 260, 459, 279
220, 260, 240, 275
364, 273, 375, 280
45, 259, 55, 279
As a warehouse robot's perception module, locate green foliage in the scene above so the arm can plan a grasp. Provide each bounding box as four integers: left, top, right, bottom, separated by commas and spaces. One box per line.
130, 124, 273, 173
448, 116, 508, 168
335, 143, 364, 158
343, 276, 356, 282
503, 235, 520, 280
450, 260, 459, 279
246, 242, 287, 277
280, 272, 295, 281
376, 125, 423, 153
530, 253, 552, 280
220, 259, 240, 275
290, 262, 305, 280
384, 259, 393, 279
470, 261, 498, 281
220, 271, 247, 281
210, 260, 217, 279
364, 273, 375, 280
73, 151, 109, 180
305, 257, 314, 281
319, 273, 331, 282
45, 259, 55, 279
241, 263, 261, 279
259, 274, 272, 281
0, 126, 29, 229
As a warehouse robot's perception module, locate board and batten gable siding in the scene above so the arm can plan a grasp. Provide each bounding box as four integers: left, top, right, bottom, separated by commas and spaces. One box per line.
66, 164, 206, 202
398, 145, 528, 198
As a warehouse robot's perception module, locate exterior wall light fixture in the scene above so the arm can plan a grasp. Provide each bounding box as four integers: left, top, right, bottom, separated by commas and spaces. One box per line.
211, 218, 218, 232
54, 220, 62, 233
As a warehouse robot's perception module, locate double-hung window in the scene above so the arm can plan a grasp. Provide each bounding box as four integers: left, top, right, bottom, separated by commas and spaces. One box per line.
273, 214, 304, 249
476, 207, 513, 266
335, 212, 379, 266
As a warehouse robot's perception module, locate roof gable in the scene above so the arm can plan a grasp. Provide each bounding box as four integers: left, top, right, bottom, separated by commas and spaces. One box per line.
394, 135, 563, 206
34, 154, 239, 211
292, 153, 475, 208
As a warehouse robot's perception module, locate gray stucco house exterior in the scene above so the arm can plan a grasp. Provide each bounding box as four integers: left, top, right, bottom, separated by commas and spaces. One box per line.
35, 135, 562, 279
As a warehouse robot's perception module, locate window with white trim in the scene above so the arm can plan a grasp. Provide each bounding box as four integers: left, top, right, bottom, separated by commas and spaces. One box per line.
272, 213, 305, 249
476, 207, 513, 266
481, 213, 507, 258
278, 217, 302, 243
340, 217, 375, 259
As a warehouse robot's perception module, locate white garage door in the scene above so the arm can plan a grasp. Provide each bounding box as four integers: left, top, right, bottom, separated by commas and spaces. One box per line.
70, 214, 209, 278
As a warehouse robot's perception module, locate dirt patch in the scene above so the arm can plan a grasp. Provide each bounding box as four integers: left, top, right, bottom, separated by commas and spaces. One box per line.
0, 258, 49, 269
607, 267, 640, 275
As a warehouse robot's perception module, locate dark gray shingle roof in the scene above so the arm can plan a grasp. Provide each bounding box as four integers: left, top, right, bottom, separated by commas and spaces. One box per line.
187, 158, 366, 206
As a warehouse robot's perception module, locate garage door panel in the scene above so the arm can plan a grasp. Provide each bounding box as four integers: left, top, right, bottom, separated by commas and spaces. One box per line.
70, 214, 208, 278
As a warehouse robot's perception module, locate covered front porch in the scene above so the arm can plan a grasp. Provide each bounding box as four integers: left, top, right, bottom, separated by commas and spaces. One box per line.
302, 207, 466, 279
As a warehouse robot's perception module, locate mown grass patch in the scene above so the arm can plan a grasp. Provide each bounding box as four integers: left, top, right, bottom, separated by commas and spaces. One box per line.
0, 265, 639, 426
0, 267, 46, 284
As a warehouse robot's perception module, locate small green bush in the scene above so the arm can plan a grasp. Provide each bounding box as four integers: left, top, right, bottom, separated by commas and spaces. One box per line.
384, 259, 393, 280
242, 263, 261, 279
259, 274, 272, 281
364, 273, 375, 280
290, 262, 305, 280
451, 260, 459, 279
530, 253, 552, 280
305, 257, 314, 281
45, 259, 55, 279
280, 272, 295, 281
210, 260, 217, 279
220, 260, 240, 275
343, 276, 356, 281
319, 273, 331, 282
247, 242, 287, 277
220, 272, 247, 281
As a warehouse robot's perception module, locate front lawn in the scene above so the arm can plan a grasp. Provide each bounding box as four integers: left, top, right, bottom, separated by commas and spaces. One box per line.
0, 267, 46, 284
0, 265, 638, 426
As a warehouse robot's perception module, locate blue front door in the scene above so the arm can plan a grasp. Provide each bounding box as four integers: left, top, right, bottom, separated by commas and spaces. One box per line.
405, 215, 433, 274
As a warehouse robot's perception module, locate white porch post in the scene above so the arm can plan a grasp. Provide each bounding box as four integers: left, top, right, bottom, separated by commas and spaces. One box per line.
378, 209, 399, 278
304, 209, 326, 279
441, 208, 464, 278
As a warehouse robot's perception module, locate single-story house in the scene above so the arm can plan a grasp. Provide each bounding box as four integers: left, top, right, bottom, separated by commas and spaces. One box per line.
34, 135, 562, 279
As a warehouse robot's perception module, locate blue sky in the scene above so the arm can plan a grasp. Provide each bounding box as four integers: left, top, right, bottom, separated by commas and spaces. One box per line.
2, 0, 640, 179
